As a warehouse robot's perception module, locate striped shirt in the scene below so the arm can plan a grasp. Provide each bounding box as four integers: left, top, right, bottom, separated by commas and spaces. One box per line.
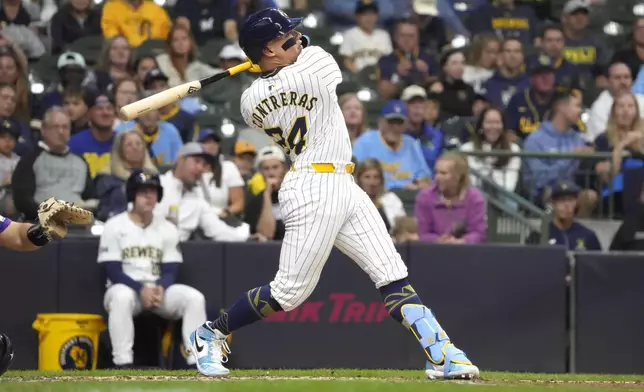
240, 46, 353, 165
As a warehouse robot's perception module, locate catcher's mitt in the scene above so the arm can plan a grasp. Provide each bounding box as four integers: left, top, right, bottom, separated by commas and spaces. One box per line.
37, 198, 94, 240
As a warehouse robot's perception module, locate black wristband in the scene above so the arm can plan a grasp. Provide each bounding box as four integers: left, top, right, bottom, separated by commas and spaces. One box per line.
27, 224, 50, 247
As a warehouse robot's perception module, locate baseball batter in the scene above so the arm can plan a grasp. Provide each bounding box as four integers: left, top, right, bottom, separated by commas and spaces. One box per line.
99, 170, 207, 367
189, 8, 479, 380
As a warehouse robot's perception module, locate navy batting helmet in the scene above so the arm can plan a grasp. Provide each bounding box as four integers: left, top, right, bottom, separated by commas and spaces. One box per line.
0, 333, 14, 376
126, 169, 163, 203
239, 8, 303, 63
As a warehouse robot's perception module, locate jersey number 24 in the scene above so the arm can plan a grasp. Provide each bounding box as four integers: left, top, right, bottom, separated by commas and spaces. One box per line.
264, 116, 308, 155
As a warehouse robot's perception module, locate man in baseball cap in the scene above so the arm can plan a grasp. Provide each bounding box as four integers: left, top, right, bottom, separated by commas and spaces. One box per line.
68, 89, 116, 177
37, 51, 89, 117
561, 0, 604, 84
401, 85, 444, 172
233, 140, 257, 181
527, 180, 601, 251
144, 68, 197, 143
353, 100, 432, 189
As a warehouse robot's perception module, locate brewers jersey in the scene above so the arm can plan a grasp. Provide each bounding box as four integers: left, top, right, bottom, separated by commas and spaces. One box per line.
240, 46, 352, 165
97, 212, 182, 284
238, 46, 408, 312
0, 214, 10, 233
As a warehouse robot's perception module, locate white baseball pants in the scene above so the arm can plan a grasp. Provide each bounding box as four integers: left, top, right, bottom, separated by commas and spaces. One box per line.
270, 168, 409, 311
103, 283, 207, 366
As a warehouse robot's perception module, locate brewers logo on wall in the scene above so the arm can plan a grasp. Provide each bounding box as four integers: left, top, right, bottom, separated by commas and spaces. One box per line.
59, 336, 94, 370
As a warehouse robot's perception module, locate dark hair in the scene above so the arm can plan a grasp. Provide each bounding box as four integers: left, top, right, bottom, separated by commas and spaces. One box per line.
501, 37, 522, 50
472, 106, 511, 168
541, 23, 564, 39
63, 86, 84, 100
133, 55, 158, 73
550, 92, 576, 115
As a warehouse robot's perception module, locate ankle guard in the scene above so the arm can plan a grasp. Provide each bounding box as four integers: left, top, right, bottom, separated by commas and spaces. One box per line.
401, 304, 451, 365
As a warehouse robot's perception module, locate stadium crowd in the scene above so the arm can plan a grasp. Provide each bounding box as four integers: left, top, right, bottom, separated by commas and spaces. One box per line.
1, 0, 644, 255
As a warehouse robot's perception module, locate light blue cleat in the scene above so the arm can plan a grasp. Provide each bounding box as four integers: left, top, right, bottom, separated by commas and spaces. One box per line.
187, 323, 231, 377
401, 304, 480, 380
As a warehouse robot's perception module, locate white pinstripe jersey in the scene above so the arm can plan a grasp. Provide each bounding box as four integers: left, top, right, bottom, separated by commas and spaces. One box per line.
240, 46, 353, 164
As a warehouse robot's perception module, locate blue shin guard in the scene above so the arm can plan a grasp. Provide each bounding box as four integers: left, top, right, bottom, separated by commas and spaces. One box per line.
401, 304, 473, 378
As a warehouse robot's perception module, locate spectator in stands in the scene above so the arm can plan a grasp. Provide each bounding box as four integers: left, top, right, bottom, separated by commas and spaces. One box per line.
506, 55, 557, 140
50, 0, 102, 55
523, 93, 597, 215
353, 100, 432, 190
415, 151, 487, 244
529, 24, 583, 95
101, 0, 171, 48
482, 38, 527, 107
0, 83, 32, 156
156, 24, 217, 89
433, 48, 476, 118
377, 19, 435, 100
12, 107, 95, 221
133, 55, 158, 91
94, 36, 133, 93
157, 142, 251, 242
561, 0, 608, 87
244, 146, 288, 240
98, 169, 206, 369
527, 180, 601, 250
69, 90, 116, 178
196, 129, 245, 217
466, 0, 538, 46
115, 92, 183, 167
174, 0, 237, 46
392, 216, 419, 243
402, 85, 444, 172
112, 78, 140, 128
0, 119, 19, 217
0, 0, 33, 26
326, 0, 402, 29
232, 140, 256, 182
38, 52, 89, 118
411, 0, 449, 55
609, 183, 644, 251
355, 158, 406, 232
340, 93, 367, 144
472, 93, 490, 117
594, 93, 644, 216
463, 34, 500, 93
425, 91, 441, 125
0, 46, 31, 123
587, 62, 644, 143
95, 129, 158, 222
62, 88, 89, 135
144, 68, 196, 143
613, 17, 644, 94
460, 106, 521, 191
339, 0, 393, 74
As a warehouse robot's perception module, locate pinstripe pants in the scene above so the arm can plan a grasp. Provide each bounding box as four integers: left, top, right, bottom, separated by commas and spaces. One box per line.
270, 170, 409, 311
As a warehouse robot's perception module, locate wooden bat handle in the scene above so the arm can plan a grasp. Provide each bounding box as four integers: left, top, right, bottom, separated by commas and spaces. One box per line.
119, 81, 203, 121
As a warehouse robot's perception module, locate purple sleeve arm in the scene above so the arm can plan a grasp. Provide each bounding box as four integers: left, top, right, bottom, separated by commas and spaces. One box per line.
0, 215, 11, 234
415, 191, 440, 242
463, 192, 487, 244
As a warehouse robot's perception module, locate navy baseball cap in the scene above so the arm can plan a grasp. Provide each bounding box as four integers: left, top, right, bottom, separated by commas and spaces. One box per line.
0, 119, 19, 139
550, 180, 580, 200
198, 128, 221, 143
143, 68, 169, 90
356, 0, 378, 13
83, 89, 114, 109
529, 54, 556, 74
380, 100, 407, 120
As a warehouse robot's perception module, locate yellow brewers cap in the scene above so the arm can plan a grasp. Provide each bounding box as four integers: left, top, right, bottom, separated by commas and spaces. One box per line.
235, 140, 257, 156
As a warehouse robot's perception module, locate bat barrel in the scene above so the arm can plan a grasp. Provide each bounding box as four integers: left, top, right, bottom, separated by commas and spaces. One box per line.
118, 81, 203, 121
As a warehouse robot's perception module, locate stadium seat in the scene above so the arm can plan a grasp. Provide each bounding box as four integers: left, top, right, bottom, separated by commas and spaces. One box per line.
336, 80, 360, 95
33, 55, 60, 85
66, 35, 104, 66
390, 188, 420, 216
356, 65, 378, 90
195, 113, 223, 131
135, 39, 167, 59
198, 38, 232, 67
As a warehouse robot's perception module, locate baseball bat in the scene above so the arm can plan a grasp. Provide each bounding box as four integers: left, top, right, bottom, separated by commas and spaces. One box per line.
119, 61, 253, 121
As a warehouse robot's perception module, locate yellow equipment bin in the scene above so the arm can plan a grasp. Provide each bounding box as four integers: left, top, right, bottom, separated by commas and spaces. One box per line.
32, 313, 105, 371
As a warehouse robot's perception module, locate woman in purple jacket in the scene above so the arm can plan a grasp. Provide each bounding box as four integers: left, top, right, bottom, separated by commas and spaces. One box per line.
414, 151, 487, 244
